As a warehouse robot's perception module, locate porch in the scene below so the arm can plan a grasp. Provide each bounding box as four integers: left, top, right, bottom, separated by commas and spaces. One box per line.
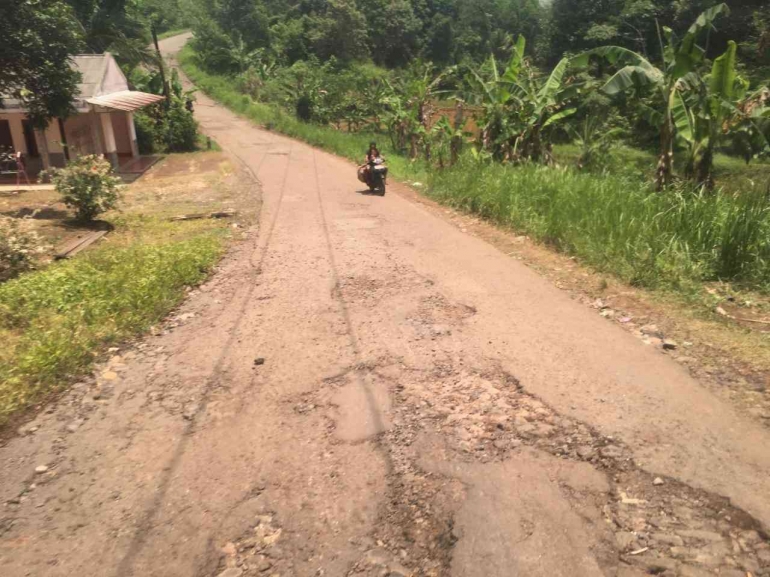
0, 153, 162, 189
0, 106, 161, 187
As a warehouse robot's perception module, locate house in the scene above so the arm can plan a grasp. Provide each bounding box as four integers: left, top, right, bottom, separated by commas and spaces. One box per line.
0, 53, 164, 175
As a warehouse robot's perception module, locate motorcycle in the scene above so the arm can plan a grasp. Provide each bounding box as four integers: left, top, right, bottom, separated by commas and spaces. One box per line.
364, 157, 387, 195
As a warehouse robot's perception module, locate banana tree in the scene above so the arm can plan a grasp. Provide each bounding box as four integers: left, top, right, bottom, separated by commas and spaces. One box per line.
509, 55, 582, 164
380, 91, 415, 153
671, 41, 760, 188
671, 16, 743, 189
430, 115, 468, 168
580, 3, 729, 189
381, 64, 456, 159
464, 37, 525, 160
465, 36, 581, 164
566, 114, 625, 170
730, 87, 770, 164
404, 63, 457, 159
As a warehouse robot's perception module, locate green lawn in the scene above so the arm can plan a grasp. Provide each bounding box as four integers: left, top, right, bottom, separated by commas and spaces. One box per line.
0, 215, 227, 426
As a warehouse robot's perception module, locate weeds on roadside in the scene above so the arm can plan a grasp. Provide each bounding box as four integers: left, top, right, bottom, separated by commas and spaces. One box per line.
429, 157, 770, 292
0, 218, 227, 426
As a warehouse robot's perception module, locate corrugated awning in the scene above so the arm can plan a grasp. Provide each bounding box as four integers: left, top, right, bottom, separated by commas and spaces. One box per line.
86, 90, 165, 112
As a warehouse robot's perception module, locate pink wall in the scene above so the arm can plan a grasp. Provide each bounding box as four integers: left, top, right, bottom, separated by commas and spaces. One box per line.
64, 114, 98, 156
111, 113, 132, 155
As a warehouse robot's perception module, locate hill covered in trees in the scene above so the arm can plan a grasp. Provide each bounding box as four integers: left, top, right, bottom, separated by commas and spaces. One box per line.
184, 0, 769, 75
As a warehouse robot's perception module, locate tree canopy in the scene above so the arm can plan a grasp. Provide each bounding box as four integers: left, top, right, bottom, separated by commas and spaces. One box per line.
186, 0, 770, 73
0, 0, 84, 129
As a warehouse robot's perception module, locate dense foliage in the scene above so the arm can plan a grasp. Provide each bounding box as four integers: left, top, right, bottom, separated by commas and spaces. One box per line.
0, 0, 84, 129
185, 0, 770, 71
0, 0, 199, 137
186, 1, 769, 187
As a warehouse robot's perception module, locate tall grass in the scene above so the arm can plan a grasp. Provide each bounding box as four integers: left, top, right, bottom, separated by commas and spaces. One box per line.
180, 48, 770, 294
430, 158, 770, 291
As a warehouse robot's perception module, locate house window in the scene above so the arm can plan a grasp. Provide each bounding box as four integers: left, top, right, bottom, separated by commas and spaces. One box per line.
0, 120, 13, 151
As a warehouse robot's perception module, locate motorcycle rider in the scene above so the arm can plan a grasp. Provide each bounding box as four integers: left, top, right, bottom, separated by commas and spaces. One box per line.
358, 142, 383, 186
365, 141, 381, 163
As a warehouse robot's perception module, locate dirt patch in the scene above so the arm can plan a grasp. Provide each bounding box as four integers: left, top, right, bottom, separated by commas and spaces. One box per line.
147, 152, 226, 179
276, 352, 770, 576
390, 361, 769, 576
0, 151, 252, 264
408, 293, 476, 327
337, 265, 432, 307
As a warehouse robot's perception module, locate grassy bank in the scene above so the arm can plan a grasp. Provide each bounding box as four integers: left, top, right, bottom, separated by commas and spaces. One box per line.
429, 159, 770, 292
0, 217, 227, 425
179, 48, 770, 295
0, 152, 247, 427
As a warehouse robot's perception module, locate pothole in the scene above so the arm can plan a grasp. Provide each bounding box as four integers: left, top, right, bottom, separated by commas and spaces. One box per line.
336, 266, 432, 307
365, 362, 770, 576
269, 359, 770, 576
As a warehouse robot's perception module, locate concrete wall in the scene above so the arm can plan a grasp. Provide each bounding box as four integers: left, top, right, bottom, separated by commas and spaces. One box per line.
64, 113, 99, 157
1, 108, 139, 167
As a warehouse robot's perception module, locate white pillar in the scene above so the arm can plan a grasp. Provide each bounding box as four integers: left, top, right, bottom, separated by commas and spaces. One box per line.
126, 112, 139, 157
99, 113, 118, 167
9, 116, 27, 154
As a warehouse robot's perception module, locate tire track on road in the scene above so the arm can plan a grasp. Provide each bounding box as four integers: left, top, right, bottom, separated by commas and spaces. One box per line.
115, 138, 294, 577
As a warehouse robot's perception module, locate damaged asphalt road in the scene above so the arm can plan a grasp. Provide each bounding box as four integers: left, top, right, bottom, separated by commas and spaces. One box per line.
1, 34, 769, 577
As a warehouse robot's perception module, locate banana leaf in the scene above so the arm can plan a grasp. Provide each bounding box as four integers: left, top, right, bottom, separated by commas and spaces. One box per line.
671, 3, 729, 79
502, 36, 526, 83
601, 64, 663, 95
543, 107, 577, 128
538, 57, 571, 103
672, 89, 694, 144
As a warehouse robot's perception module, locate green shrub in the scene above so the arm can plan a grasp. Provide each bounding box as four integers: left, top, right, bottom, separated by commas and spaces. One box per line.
45, 155, 121, 222
133, 100, 199, 154
296, 94, 313, 122
134, 111, 159, 154
0, 217, 47, 282
163, 99, 199, 152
